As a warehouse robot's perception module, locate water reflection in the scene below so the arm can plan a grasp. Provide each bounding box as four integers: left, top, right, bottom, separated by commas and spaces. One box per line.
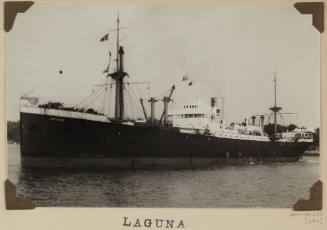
8, 144, 319, 207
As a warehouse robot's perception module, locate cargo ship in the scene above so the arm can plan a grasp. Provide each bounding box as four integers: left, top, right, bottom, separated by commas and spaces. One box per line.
19, 15, 313, 168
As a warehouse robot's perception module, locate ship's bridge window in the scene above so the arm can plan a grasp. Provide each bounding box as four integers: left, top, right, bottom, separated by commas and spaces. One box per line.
183, 105, 198, 109
184, 114, 204, 118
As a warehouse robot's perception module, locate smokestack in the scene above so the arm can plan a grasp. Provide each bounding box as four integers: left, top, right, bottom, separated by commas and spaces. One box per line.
211, 97, 216, 108
221, 98, 225, 120
210, 97, 225, 120
210, 97, 216, 121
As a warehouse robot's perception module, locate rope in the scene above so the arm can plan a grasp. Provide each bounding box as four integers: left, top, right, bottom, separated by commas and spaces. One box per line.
125, 85, 144, 119
73, 90, 96, 108
74, 84, 105, 108
78, 86, 105, 109
83, 86, 107, 109
107, 82, 113, 116
101, 77, 111, 114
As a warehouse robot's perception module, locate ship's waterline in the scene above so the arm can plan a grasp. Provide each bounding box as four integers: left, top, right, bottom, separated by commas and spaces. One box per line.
20, 156, 302, 168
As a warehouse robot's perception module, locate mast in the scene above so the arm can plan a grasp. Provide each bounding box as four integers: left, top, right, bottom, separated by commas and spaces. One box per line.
269, 71, 282, 138
116, 12, 120, 71
274, 75, 277, 136
109, 12, 128, 120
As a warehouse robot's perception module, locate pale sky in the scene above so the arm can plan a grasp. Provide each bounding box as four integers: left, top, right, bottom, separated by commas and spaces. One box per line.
7, 3, 320, 129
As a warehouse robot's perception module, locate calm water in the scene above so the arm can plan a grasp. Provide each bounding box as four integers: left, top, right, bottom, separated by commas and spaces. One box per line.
8, 144, 319, 208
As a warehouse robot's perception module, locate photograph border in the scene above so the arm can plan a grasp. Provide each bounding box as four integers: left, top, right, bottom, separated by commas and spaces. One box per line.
1, 0, 326, 229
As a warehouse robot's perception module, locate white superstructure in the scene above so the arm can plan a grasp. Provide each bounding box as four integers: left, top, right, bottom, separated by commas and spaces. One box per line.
168, 97, 270, 142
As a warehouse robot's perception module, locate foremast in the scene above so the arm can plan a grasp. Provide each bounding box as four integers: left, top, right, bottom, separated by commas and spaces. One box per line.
109, 12, 128, 120
269, 71, 282, 139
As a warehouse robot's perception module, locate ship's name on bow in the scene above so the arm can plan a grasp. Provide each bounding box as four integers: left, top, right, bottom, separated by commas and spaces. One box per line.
49, 117, 64, 122
123, 217, 185, 229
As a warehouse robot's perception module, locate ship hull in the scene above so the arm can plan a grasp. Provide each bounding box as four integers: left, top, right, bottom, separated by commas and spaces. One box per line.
20, 110, 310, 168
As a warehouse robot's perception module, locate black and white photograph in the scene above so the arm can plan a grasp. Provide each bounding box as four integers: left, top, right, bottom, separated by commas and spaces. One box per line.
6, 2, 320, 208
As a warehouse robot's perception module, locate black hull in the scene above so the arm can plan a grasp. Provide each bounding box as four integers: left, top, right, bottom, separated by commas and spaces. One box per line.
20, 112, 311, 168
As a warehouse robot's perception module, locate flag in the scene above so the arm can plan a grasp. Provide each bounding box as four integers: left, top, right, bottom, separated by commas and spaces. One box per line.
100, 33, 109, 42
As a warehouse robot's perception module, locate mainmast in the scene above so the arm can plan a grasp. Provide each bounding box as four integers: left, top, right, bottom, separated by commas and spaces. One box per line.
116, 12, 120, 71
109, 12, 128, 120
269, 71, 282, 138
